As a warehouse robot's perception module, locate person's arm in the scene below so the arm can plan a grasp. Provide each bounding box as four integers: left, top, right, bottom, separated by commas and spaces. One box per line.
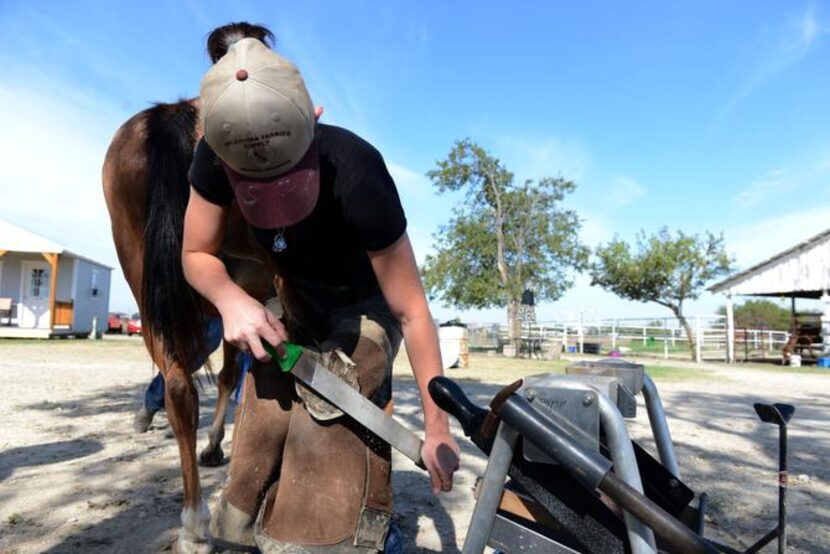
368, 232, 460, 494
182, 187, 286, 360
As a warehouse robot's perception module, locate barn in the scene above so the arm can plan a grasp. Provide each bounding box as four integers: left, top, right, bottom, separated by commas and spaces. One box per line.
0, 217, 112, 338
709, 228, 830, 363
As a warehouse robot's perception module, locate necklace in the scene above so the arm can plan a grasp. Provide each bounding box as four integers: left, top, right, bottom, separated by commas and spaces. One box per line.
272, 229, 287, 253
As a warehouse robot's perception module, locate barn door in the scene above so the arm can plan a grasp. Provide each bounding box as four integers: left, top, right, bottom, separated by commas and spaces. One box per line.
19, 261, 51, 329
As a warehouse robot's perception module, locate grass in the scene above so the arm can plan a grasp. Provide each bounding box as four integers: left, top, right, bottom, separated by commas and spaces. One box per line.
393, 352, 708, 384
725, 361, 830, 376
3, 336, 825, 377
625, 341, 691, 355
0, 336, 143, 347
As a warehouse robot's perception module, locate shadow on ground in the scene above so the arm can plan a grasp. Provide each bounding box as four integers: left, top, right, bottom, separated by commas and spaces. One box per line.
20, 375, 230, 430
4, 370, 827, 552
391, 374, 830, 553
0, 439, 103, 482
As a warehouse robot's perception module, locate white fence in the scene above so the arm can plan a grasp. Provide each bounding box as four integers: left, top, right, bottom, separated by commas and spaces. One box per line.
467, 316, 791, 362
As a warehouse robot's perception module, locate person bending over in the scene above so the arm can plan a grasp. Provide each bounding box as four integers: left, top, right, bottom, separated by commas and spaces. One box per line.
182, 36, 460, 552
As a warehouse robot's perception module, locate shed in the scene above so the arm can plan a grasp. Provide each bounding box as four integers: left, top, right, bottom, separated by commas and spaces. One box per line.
0, 217, 112, 338
709, 228, 830, 362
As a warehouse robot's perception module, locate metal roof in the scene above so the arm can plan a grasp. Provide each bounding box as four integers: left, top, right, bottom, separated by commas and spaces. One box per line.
709, 228, 830, 299
0, 217, 64, 253
0, 217, 112, 269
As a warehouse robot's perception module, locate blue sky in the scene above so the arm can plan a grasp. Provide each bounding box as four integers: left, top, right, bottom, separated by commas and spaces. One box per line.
1, 1, 828, 322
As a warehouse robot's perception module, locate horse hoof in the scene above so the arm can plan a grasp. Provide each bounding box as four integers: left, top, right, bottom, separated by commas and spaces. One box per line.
176, 505, 212, 554
199, 446, 227, 467
173, 538, 213, 554
133, 407, 156, 433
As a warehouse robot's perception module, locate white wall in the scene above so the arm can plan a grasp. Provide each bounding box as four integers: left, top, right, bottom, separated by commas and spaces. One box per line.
71, 259, 111, 334
0, 252, 27, 299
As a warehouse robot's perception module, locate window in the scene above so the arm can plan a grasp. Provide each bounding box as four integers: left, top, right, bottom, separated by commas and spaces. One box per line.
91, 269, 100, 297
30, 268, 47, 298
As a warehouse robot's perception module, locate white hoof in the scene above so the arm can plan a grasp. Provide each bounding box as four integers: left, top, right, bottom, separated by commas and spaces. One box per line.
177, 503, 212, 554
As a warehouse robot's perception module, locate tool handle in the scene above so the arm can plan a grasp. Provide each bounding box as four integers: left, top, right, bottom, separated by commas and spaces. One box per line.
428, 376, 488, 437
260, 339, 304, 372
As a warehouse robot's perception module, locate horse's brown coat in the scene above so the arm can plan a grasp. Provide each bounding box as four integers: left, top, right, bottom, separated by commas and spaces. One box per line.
102, 98, 272, 552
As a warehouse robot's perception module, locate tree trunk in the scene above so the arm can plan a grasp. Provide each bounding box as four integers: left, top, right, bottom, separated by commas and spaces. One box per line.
507, 299, 520, 353
674, 310, 696, 361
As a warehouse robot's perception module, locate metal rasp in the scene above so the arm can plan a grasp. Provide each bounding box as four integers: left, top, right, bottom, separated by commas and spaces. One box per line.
261, 339, 425, 469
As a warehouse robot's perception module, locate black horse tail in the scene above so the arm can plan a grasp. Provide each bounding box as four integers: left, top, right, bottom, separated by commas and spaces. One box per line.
141, 100, 206, 371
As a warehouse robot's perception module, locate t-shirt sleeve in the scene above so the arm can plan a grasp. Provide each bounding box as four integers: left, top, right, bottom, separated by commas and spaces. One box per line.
343, 146, 408, 252
188, 138, 234, 206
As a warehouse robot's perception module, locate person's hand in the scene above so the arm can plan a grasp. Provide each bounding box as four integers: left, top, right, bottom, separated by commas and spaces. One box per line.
421, 430, 460, 495
217, 291, 287, 362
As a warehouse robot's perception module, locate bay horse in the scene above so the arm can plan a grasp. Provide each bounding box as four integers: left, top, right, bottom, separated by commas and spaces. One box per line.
101, 22, 278, 554
103, 97, 273, 552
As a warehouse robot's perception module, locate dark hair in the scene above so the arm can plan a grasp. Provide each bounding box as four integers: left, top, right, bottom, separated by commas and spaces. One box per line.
206, 22, 276, 63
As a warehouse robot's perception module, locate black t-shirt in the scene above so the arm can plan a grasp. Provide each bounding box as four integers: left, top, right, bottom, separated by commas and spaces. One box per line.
189, 124, 408, 294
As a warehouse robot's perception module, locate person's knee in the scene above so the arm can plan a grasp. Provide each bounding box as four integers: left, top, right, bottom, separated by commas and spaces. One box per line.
349, 317, 398, 407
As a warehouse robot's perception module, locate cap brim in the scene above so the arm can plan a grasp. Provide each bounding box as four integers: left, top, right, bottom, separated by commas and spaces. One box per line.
222, 142, 320, 229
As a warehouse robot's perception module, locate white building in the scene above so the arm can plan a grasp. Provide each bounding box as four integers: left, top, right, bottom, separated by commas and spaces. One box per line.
0, 217, 112, 338
709, 228, 830, 362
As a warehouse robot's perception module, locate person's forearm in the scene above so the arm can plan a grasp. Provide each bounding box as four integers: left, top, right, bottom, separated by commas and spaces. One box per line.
401, 314, 450, 434
182, 251, 248, 311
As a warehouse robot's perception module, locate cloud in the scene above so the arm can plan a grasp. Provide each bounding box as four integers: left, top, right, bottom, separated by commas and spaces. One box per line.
387, 162, 430, 200
724, 205, 830, 267
732, 152, 830, 210
732, 168, 792, 210
578, 211, 614, 247
491, 134, 591, 183
720, 3, 829, 116
607, 176, 647, 207
0, 82, 135, 312
385, 160, 458, 263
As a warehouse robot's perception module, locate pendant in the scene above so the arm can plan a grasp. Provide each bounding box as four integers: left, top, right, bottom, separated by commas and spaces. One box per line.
272, 230, 287, 253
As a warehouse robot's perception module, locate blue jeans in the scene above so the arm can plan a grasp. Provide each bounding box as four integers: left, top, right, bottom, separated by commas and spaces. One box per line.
143, 317, 229, 412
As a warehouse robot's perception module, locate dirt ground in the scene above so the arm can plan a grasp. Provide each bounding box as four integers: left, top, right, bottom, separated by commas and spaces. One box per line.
0, 337, 827, 553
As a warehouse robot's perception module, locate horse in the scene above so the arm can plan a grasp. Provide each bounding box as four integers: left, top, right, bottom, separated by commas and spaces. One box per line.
102, 96, 274, 552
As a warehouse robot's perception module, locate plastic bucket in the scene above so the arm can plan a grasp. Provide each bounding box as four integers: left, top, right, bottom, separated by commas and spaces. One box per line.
789, 354, 802, 368
438, 326, 467, 369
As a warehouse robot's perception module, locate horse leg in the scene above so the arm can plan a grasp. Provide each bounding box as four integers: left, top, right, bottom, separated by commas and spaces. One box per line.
199, 341, 241, 467
163, 360, 211, 554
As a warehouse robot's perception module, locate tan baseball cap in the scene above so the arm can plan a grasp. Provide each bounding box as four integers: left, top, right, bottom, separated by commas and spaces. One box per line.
200, 37, 319, 228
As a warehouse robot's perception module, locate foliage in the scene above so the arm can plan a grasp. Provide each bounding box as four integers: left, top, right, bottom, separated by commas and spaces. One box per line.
590, 228, 732, 311
422, 139, 588, 312
717, 299, 792, 331
590, 228, 733, 358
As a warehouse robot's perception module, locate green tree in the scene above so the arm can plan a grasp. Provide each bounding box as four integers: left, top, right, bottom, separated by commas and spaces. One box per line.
717, 299, 792, 331
423, 139, 588, 346
590, 228, 733, 360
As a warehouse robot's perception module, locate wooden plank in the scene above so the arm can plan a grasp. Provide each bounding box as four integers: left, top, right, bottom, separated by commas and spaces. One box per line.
40, 253, 59, 329
473, 478, 562, 531
54, 300, 74, 326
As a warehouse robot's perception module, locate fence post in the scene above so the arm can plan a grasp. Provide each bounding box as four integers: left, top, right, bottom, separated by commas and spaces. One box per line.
611, 321, 617, 351
768, 331, 773, 353
663, 319, 669, 359
695, 316, 702, 363
642, 325, 647, 346
671, 327, 676, 347
577, 317, 584, 354
725, 295, 735, 364
562, 324, 568, 351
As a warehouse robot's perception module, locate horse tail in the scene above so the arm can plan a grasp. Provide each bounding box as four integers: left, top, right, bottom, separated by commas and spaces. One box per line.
141, 100, 205, 370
